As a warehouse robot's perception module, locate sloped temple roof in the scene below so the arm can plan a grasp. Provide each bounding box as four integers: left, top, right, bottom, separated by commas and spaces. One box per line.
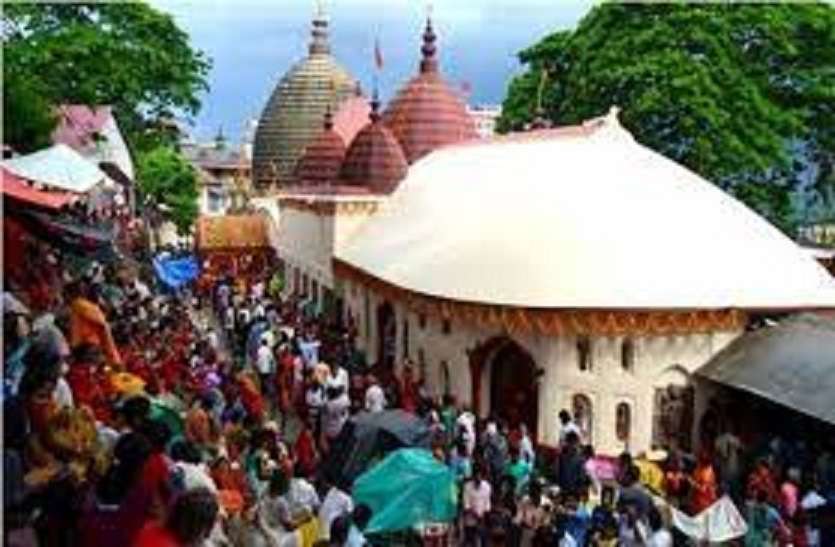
336, 110, 835, 310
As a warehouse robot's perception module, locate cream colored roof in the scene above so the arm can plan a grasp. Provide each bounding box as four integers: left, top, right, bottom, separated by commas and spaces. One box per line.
337, 110, 835, 310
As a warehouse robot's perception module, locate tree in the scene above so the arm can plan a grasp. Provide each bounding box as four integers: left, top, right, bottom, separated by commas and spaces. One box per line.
137, 146, 199, 235
2, 2, 210, 154
498, 3, 835, 233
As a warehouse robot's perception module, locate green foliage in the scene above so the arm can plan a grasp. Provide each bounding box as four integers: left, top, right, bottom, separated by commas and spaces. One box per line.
498, 3, 835, 233
2, 2, 210, 154
137, 146, 199, 234
3, 73, 58, 153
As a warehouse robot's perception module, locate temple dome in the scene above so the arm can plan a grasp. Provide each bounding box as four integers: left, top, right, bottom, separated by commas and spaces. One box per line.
294, 109, 347, 186
339, 97, 408, 194
337, 109, 835, 309
382, 19, 477, 164
252, 13, 359, 189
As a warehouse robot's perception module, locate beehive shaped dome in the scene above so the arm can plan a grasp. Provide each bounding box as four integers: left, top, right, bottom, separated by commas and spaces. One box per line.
252, 13, 359, 189
382, 19, 476, 164
294, 109, 347, 186
340, 97, 408, 194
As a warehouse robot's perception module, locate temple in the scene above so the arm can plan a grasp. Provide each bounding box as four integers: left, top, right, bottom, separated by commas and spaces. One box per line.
257, 12, 835, 454
251, 8, 364, 189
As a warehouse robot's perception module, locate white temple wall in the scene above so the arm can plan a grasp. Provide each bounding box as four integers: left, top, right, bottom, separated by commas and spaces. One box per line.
342, 279, 744, 455
277, 203, 379, 296
278, 207, 335, 291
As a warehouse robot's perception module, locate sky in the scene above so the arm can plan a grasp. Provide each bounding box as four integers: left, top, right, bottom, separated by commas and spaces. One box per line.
150, 0, 594, 142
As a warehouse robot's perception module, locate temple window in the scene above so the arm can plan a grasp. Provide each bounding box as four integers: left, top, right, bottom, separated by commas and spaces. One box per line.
403, 318, 410, 358
577, 336, 593, 371
419, 314, 427, 329
616, 402, 632, 442
621, 338, 635, 372
440, 360, 451, 395
442, 319, 452, 335
418, 348, 426, 379
572, 393, 594, 443
363, 292, 370, 338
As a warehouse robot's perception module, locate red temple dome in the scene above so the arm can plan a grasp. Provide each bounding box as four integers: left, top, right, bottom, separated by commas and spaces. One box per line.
294, 108, 347, 186
340, 96, 408, 194
382, 18, 477, 164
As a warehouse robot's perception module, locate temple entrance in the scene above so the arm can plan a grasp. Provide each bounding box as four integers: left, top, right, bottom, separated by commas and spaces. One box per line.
376, 301, 396, 368
487, 338, 539, 435
652, 366, 695, 451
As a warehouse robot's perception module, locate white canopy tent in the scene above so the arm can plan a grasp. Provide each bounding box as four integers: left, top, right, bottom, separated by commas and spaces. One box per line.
1, 143, 111, 194
337, 109, 835, 310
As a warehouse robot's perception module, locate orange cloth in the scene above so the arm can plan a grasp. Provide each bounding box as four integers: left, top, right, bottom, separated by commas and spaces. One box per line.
70, 298, 122, 365
691, 463, 718, 513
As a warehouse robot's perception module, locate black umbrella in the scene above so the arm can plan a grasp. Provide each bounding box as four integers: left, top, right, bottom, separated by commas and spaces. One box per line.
321, 410, 431, 488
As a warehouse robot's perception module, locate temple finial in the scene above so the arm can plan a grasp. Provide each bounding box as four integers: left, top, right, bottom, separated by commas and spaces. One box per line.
419, 16, 438, 73
370, 86, 381, 122
309, 0, 330, 55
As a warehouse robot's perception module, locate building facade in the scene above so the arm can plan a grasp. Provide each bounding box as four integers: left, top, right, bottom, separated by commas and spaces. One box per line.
261, 13, 835, 456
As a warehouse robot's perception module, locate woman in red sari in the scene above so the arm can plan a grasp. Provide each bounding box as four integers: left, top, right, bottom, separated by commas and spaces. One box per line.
294, 423, 319, 478
399, 364, 419, 414
67, 345, 112, 422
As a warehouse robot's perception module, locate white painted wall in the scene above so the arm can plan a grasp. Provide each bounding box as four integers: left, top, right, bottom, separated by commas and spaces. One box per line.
343, 279, 742, 455
277, 201, 380, 295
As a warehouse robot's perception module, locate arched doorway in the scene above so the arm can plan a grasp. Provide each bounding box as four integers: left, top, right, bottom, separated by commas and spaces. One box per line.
376, 301, 396, 368
481, 338, 539, 435
652, 365, 695, 451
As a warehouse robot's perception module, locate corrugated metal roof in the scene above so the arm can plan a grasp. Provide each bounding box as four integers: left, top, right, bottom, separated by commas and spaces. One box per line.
195, 214, 271, 251
2, 168, 76, 210
696, 313, 835, 425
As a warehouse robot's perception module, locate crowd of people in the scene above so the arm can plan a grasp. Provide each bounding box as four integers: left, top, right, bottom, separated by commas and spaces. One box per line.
4, 240, 835, 547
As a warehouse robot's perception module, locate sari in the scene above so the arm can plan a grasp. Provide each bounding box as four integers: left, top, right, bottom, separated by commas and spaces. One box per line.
691, 463, 718, 513
70, 298, 122, 366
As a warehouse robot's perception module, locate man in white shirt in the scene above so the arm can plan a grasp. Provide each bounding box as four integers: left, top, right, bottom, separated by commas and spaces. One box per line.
322, 386, 351, 442
288, 475, 321, 515
318, 484, 354, 540
326, 362, 349, 393
364, 376, 386, 413
456, 410, 477, 457
256, 339, 276, 401
206, 329, 219, 352
801, 486, 826, 547
224, 306, 235, 336
463, 468, 492, 546
558, 409, 582, 446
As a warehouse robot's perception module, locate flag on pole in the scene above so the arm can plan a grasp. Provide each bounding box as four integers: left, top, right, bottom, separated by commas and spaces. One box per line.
374, 37, 384, 70
460, 80, 472, 97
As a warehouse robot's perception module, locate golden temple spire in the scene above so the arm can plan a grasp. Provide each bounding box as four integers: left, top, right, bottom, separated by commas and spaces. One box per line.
309, 0, 330, 55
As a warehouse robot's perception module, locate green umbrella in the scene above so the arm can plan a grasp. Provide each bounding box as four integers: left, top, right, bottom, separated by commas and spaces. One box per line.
353, 448, 458, 534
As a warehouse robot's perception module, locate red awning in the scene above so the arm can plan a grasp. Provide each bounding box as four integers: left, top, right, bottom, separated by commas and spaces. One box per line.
2, 168, 75, 210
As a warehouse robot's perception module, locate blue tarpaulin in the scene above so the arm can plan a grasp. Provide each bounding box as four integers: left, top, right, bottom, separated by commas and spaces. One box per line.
153, 255, 199, 290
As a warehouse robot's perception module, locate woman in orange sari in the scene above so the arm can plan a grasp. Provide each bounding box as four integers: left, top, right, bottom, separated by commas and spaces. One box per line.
691, 450, 718, 513
69, 283, 122, 367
